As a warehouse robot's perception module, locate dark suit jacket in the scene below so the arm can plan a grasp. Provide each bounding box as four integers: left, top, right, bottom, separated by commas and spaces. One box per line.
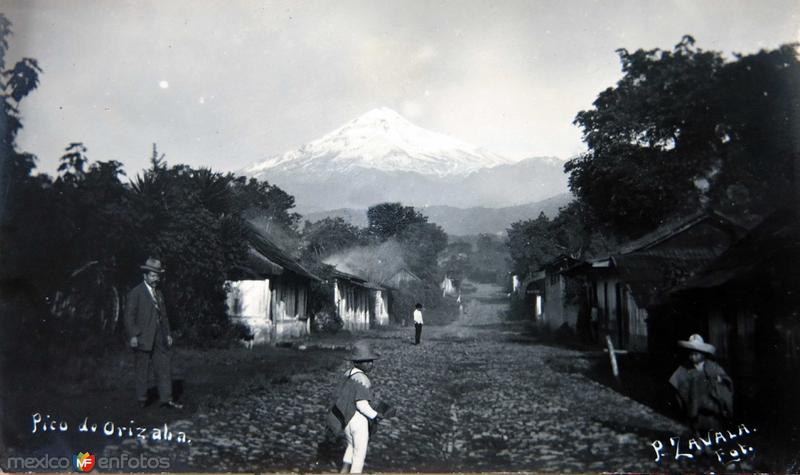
124, 282, 171, 351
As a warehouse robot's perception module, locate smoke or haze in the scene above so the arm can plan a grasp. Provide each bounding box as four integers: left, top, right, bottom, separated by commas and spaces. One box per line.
323, 240, 407, 284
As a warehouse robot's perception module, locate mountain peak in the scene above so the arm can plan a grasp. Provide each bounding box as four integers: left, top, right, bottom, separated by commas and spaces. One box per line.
355, 107, 408, 122
244, 108, 512, 177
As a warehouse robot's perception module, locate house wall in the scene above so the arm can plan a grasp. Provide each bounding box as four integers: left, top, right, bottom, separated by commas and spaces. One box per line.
523, 282, 543, 322
705, 305, 759, 400
543, 274, 580, 331
590, 275, 648, 352
336, 279, 371, 331
594, 276, 620, 344
226, 279, 272, 344
627, 289, 649, 352
226, 277, 311, 344
271, 278, 310, 341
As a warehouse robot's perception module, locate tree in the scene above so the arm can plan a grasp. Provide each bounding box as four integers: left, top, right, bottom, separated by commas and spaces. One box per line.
0, 13, 42, 220
507, 212, 561, 276
468, 234, 511, 284
300, 217, 364, 261
506, 201, 615, 276
440, 240, 472, 282
231, 176, 301, 230
0, 14, 42, 224
366, 202, 427, 240
398, 221, 448, 279
567, 37, 800, 236
129, 156, 251, 345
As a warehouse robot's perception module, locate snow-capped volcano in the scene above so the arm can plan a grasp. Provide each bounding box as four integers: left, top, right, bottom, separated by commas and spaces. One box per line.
244, 107, 512, 178
240, 108, 568, 212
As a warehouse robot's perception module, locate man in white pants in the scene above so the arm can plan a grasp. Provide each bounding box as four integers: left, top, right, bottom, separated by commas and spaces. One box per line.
334, 341, 389, 473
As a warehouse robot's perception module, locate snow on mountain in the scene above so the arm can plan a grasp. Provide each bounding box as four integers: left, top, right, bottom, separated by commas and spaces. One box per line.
243, 107, 513, 178
239, 108, 570, 212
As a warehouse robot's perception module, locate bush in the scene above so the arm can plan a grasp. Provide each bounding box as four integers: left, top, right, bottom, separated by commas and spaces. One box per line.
313, 310, 343, 333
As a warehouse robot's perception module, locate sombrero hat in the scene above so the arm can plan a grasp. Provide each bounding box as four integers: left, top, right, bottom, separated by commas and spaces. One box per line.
346, 341, 380, 362
678, 333, 716, 355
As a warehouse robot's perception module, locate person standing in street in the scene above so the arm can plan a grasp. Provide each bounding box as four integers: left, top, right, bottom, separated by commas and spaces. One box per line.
413, 303, 423, 345
124, 257, 182, 409
333, 341, 391, 474
668, 334, 733, 434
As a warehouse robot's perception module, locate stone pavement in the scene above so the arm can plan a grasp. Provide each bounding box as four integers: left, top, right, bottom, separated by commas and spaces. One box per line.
102, 323, 690, 472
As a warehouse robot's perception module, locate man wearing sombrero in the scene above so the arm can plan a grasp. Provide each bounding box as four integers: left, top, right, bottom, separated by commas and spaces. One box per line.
668, 334, 733, 433
331, 341, 393, 473
123, 258, 182, 409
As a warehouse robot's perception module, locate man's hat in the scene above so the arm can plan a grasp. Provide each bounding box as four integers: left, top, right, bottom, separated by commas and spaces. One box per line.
678, 333, 716, 355
347, 341, 379, 362
140, 257, 165, 273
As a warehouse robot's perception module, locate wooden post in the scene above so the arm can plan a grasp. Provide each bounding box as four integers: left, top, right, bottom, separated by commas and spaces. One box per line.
605, 334, 620, 381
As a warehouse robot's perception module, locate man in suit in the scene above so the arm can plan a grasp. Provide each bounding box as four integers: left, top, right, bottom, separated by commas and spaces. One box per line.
124, 257, 182, 409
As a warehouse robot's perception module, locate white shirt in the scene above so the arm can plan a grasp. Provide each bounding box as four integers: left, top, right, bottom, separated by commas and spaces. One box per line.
413, 309, 423, 324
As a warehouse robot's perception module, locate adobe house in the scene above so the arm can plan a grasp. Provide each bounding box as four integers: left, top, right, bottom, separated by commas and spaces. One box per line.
660, 211, 799, 402
519, 270, 545, 321
225, 228, 319, 345
539, 255, 583, 333
566, 211, 750, 352
331, 269, 373, 331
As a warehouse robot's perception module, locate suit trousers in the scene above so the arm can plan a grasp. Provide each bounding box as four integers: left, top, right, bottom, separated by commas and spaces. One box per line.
134, 327, 172, 404
414, 323, 423, 344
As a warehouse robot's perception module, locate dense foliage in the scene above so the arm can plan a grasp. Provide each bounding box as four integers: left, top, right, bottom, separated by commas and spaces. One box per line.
365, 202, 448, 280
300, 217, 366, 261
4, 141, 301, 350
506, 202, 617, 275
508, 37, 799, 276
440, 235, 511, 286
0, 12, 301, 351
566, 36, 799, 236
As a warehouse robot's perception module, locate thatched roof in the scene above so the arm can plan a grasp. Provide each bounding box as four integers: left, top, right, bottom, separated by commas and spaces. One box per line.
234, 224, 320, 281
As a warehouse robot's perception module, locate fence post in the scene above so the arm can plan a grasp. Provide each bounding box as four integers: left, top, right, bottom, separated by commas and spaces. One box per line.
605, 334, 620, 381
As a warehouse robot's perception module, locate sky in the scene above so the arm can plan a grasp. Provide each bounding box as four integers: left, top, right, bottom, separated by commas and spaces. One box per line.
3, 0, 799, 176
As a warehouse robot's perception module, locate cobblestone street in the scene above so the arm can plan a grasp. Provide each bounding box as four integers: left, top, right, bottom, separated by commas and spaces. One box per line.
102, 321, 688, 472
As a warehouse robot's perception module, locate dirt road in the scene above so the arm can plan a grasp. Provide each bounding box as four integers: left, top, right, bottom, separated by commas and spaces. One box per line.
88, 320, 695, 473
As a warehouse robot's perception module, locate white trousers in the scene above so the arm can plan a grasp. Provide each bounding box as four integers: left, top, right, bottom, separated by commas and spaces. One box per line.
342, 412, 370, 473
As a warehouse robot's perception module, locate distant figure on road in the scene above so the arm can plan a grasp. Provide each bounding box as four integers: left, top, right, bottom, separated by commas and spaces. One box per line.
124, 258, 182, 410
413, 303, 424, 345
333, 341, 392, 473
668, 334, 733, 433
